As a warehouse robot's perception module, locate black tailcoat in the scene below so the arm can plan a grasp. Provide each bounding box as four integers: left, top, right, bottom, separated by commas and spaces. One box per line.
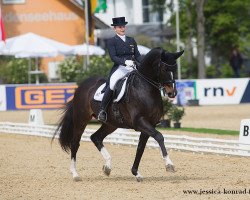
107, 35, 142, 76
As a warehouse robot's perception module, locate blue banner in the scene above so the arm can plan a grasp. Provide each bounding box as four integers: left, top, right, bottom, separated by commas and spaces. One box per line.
175, 80, 196, 106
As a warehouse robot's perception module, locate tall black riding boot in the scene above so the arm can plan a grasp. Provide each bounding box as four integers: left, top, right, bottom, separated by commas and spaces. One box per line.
97, 88, 113, 122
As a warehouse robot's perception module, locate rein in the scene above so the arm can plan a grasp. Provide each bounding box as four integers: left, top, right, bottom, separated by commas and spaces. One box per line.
135, 70, 162, 90
135, 60, 175, 91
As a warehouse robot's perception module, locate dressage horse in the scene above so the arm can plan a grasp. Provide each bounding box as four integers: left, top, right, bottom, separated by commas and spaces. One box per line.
52, 47, 184, 181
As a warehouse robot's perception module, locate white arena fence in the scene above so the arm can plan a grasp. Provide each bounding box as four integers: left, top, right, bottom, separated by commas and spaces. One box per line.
0, 122, 250, 157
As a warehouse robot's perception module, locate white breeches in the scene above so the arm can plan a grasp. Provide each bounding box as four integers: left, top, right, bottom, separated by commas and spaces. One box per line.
109, 65, 135, 90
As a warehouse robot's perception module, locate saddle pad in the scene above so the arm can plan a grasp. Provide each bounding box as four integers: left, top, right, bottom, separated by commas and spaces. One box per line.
93, 77, 128, 102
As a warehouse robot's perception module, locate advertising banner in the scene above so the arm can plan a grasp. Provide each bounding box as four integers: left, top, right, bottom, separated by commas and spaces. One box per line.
6, 84, 77, 110
196, 78, 249, 105
0, 85, 7, 111
1, 78, 250, 111
174, 80, 196, 106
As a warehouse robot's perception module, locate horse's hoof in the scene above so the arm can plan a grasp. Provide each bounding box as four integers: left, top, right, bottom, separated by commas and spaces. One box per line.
136, 174, 143, 182
103, 165, 111, 176
166, 164, 175, 172
73, 176, 82, 182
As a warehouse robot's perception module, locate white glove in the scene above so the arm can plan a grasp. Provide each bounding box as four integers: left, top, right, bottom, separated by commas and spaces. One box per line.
125, 60, 134, 67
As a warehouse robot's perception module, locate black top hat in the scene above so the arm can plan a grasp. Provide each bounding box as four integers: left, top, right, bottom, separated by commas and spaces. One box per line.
111, 17, 128, 26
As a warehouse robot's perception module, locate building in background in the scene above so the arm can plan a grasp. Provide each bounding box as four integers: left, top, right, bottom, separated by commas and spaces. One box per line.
95, 0, 169, 25
94, 0, 175, 48
0, 0, 108, 80
2, 0, 88, 45
1, 0, 175, 81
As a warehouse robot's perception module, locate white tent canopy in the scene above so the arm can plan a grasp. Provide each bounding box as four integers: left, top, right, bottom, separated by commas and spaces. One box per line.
72, 44, 150, 56
72, 44, 105, 56
0, 32, 73, 58
138, 45, 151, 55
0, 32, 74, 84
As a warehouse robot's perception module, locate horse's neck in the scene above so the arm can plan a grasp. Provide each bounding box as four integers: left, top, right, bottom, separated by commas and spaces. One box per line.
133, 72, 161, 95
138, 64, 157, 82
139, 49, 162, 81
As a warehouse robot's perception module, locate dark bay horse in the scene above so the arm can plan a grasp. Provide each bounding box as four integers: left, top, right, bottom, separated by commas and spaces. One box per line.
53, 47, 184, 181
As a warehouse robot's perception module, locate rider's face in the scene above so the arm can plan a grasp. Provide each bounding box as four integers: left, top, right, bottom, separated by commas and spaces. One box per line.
114, 26, 126, 36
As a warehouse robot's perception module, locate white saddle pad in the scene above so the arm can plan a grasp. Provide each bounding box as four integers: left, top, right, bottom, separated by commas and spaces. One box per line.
94, 77, 128, 102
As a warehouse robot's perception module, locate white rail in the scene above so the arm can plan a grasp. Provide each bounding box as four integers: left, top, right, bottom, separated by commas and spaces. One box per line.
0, 122, 249, 157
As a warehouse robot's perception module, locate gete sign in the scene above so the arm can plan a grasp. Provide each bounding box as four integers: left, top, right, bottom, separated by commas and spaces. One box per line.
6, 84, 77, 110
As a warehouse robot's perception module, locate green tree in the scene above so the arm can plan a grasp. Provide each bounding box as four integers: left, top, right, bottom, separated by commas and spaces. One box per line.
154, 0, 250, 78
195, 0, 206, 78
205, 0, 250, 64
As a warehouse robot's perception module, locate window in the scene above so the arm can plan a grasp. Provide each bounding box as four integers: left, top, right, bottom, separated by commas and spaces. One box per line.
142, 0, 163, 23
2, 0, 25, 4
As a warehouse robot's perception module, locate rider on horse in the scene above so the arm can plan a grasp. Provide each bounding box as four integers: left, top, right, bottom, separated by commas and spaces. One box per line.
98, 17, 142, 122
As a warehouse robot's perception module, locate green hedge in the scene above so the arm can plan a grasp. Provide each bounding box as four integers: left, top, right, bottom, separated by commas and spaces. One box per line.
0, 56, 47, 84
58, 55, 113, 83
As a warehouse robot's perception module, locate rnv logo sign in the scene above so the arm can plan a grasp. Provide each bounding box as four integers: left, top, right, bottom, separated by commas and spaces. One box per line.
204, 87, 236, 97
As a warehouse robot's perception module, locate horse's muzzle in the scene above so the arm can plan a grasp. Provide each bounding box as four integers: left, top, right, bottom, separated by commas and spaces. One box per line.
168, 91, 177, 98
164, 86, 177, 98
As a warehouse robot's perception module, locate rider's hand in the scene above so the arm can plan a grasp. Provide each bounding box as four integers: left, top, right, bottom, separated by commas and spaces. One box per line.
125, 60, 134, 67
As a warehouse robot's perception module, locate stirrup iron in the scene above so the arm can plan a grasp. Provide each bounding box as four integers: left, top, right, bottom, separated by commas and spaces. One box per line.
98, 110, 107, 122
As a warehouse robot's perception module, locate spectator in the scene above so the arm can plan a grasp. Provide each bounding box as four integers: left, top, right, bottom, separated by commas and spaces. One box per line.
230, 48, 243, 78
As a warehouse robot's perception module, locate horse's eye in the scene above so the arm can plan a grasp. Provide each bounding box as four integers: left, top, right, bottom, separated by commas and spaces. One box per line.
162, 68, 167, 72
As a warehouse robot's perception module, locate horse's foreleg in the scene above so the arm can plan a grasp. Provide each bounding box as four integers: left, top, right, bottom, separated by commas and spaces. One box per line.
135, 117, 175, 173
90, 124, 117, 176
131, 133, 149, 182
151, 130, 175, 172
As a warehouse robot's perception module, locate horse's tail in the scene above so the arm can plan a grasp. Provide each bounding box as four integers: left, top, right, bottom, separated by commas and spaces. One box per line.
52, 100, 74, 153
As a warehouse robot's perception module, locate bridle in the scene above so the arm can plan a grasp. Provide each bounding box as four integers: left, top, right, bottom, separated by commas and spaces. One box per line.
135, 59, 177, 93
157, 60, 177, 85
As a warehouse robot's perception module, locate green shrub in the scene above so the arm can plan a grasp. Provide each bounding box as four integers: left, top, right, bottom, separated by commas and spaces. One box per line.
167, 105, 185, 123
81, 55, 113, 81
58, 56, 83, 83
0, 57, 47, 84
162, 97, 173, 120
206, 64, 217, 78
58, 55, 113, 83
220, 63, 233, 78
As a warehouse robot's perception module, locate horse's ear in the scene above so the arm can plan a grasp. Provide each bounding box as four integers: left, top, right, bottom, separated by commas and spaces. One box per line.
173, 50, 184, 59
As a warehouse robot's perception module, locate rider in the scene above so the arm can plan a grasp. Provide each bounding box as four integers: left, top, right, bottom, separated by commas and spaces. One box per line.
97, 17, 142, 122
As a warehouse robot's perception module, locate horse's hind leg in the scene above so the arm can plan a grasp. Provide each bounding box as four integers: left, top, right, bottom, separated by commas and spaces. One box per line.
90, 124, 117, 176
70, 124, 87, 181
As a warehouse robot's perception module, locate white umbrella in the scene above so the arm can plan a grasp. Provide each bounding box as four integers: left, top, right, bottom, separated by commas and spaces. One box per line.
138, 45, 151, 55
0, 32, 74, 84
72, 44, 105, 56
0, 32, 73, 58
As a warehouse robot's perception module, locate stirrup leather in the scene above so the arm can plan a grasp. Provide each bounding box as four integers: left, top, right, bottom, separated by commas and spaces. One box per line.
98, 110, 107, 122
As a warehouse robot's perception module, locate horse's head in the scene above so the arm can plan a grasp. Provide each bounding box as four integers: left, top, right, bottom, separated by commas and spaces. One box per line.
139, 47, 184, 98
157, 49, 184, 98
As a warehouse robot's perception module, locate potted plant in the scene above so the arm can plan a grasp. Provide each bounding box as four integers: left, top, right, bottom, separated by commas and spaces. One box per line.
167, 106, 185, 128
160, 97, 173, 127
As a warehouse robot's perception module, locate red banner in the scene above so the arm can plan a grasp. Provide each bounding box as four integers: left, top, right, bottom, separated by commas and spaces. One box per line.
0, 9, 6, 41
